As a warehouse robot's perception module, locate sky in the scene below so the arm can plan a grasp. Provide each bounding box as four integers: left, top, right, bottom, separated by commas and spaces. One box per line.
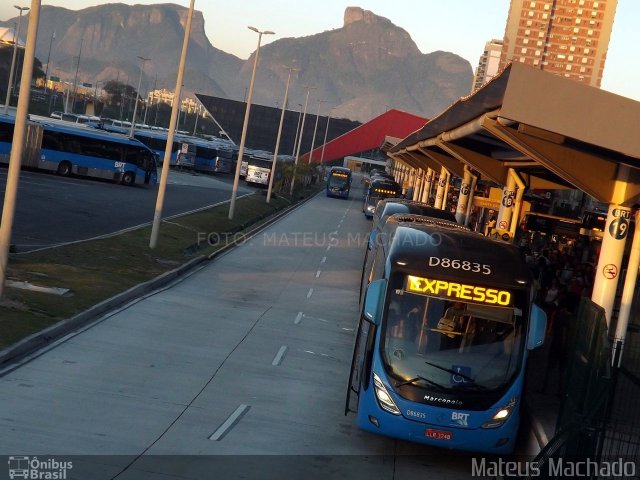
1, 0, 639, 102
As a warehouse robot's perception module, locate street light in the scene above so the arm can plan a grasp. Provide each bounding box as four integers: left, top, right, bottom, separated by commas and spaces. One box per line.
129, 55, 150, 137
290, 85, 315, 195
308, 99, 325, 164
267, 65, 298, 203
319, 107, 335, 164
3, 5, 30, 115
228, 26, 275, 220
291, 103, 303, 157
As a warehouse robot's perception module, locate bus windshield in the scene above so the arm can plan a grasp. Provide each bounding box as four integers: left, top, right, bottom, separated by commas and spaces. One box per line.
381, 274, 525, 393
328, 171, 350, 188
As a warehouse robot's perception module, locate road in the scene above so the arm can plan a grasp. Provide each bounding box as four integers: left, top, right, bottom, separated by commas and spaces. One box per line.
0, 183, 487, 479
0, 168, 253, 251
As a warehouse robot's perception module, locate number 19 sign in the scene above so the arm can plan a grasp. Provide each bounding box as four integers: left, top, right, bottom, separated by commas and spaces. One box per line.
609, 208, 631, 240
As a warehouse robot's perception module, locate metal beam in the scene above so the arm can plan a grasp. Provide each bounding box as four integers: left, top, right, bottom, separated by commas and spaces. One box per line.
416, 146, 465, 179
436, 139, 508, 185
404, 147, 443, 173
482, 117, 632, 204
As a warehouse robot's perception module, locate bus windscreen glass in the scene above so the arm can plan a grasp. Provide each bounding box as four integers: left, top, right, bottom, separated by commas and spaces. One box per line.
381, 274, 525, 393
328, 172, 349, 188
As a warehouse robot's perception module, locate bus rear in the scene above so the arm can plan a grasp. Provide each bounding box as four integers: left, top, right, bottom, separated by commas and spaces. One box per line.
348, 217, 547, 454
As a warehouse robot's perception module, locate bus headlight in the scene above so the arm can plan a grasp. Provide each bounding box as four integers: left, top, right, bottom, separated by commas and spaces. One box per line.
482, 397, 518, 428
373, 373, 401, 415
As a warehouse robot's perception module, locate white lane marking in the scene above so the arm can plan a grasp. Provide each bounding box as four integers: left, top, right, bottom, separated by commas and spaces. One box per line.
326, 245, 331, 251
294, 311, 303, 325
315, 270, 321, 278
302, 314, 328, 323
272, 346, 288, 366
209, 404, 251, 441
341, 328, 355, 332
320, 256, 327, 264
307, 288, 314, 299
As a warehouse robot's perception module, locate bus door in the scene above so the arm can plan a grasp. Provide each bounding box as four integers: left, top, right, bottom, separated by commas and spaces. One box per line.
347, 243, 386, 415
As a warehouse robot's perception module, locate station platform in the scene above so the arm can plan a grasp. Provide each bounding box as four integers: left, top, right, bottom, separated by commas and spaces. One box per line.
519, 344, 562, 456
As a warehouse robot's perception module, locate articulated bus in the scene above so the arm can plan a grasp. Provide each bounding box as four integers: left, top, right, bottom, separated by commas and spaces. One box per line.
326, 166, 352, 199
0, 115, 157, 186
347, 214, 547, 454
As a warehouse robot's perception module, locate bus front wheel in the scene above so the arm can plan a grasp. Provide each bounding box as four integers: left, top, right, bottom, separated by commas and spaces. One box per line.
56, 161, 72, 176
122, 171, 136, 186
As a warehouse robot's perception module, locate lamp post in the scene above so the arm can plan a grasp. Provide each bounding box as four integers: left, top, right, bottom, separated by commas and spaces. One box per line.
308, 99, 325, 164
228, 26, 275, 220
70, 37, 83, 113
291, 103, 303, 157
267, 65, 298, 203
0, 0, 40, 298
43, 30, 55, 94
3, 5, 29, 115
129, 56, 150, 137
149, 0, 195, 249
289, 85, 315, 195
319, 107, 335, 164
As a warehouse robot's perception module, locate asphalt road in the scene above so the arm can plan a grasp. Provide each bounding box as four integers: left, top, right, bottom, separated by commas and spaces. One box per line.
0, 167, 254, 251
0, 182, 488, 480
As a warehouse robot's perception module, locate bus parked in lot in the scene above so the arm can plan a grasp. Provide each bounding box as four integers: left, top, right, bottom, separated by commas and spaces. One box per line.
346, 214, 546, 454
326, 167, 352, 199
0, 115, 158, 186
242, 152, 272, 186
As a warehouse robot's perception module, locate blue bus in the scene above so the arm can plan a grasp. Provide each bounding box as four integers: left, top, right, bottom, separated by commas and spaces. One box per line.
326, 166, 352, 199
133, 129, 182, 167
347, 214, 546, 454
183, 136, 236, 174
0, 115, 157, 186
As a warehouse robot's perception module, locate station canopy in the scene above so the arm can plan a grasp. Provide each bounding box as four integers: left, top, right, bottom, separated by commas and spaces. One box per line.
389, 62, 640, 207
303, 109, 427, 164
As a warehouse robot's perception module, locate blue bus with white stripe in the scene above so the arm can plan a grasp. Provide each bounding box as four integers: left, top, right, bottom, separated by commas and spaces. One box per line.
0, 115, 157, 186
346, 214, 546, 454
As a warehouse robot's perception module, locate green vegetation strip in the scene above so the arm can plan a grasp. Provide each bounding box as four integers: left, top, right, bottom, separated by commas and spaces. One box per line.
0, 188, 320, 350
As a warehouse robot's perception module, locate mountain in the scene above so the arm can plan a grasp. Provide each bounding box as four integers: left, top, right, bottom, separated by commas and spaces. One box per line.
1, 4, 473, 123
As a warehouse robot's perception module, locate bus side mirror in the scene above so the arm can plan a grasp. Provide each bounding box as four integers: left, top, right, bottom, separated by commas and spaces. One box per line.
527, 304, 547, 350
363, 279, 386, 325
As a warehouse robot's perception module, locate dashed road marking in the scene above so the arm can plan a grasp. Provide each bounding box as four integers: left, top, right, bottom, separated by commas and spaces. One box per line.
209, 404, 251, 441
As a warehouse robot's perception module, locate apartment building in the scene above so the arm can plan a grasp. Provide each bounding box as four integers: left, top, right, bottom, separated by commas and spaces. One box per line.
499, 0, 618, 87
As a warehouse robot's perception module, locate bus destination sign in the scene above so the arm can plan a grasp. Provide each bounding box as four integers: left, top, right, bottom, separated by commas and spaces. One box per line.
406, 275, 511, 306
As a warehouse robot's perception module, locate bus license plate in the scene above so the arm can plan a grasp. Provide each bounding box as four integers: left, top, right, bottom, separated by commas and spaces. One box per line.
425, 429, 452, 441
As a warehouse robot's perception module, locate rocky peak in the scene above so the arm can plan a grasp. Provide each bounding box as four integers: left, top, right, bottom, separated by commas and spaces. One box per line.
343, 7, 380, 26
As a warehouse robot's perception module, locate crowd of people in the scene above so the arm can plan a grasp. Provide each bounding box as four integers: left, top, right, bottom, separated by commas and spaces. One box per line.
519, 234, 600, 395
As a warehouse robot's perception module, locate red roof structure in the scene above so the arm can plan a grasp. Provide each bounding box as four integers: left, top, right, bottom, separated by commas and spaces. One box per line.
302, 109, 428, 163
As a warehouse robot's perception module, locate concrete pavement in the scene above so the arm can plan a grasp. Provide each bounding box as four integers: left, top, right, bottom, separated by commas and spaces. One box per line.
0, 185, 489, 479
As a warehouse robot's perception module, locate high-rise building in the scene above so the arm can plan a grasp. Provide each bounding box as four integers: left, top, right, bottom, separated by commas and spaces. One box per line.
472, 39, 504, 92
499, 0, 618, 88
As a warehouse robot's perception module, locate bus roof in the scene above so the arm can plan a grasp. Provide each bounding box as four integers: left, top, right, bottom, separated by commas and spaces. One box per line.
377, 199, 457, 222
383, 214, 531, 288
36, 118, 153, 149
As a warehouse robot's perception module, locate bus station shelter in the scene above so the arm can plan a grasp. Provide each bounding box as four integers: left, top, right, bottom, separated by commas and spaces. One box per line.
387, 61, 640, 346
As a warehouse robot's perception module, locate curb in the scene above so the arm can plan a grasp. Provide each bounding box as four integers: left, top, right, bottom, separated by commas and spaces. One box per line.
0, 187, 323, 370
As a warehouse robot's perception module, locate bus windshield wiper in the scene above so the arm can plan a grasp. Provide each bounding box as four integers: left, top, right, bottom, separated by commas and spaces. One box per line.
423, 361, 487, 389
395, 375, 446, 390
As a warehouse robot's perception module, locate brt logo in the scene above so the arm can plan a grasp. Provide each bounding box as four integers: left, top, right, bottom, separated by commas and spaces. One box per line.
452, 412, 469, 426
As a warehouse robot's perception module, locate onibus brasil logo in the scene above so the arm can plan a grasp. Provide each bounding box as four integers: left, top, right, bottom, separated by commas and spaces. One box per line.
7, 456, 72, 479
